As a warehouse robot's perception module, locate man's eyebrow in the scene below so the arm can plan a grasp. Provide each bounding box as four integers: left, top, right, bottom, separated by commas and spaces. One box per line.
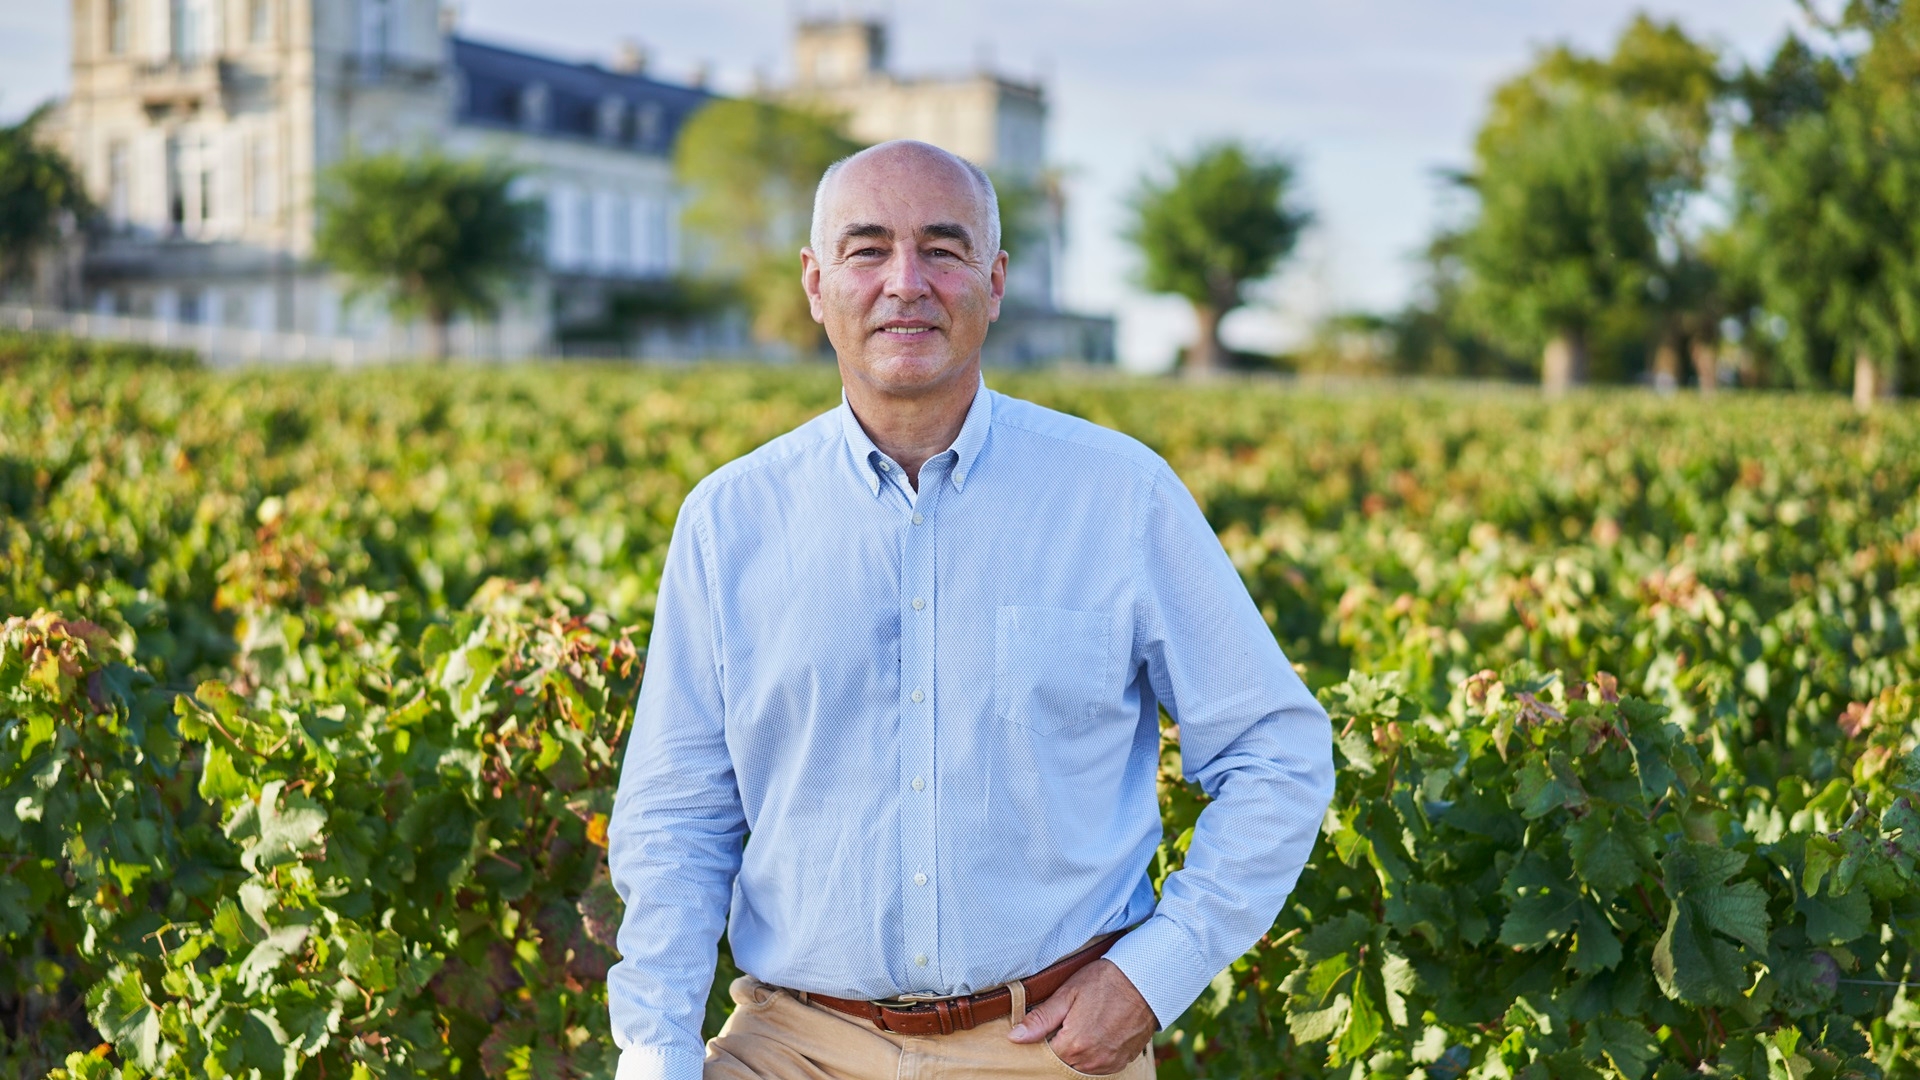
919, 223, 975, 253
838, 223, 893, 248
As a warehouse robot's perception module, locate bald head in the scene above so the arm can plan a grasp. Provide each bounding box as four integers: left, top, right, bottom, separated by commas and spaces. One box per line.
809, 140, 1001, 259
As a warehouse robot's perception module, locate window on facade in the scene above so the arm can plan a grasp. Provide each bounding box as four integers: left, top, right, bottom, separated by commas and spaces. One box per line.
250, 286, 275, 333
170, 0, 189, 61
610, 196, 631, 269
544, 187, 568, 265
170, 0, 209, 63
106, 0, 129, 55
249, 135, 273, 220
107, 140, 130, 226
575, 194, 595, 268
198, 137, 213, 226
167, 133, 215, 236
359, 0, 391, 70
651, 199, 671, 271
166, 136, 185, 232
250, 0, 271, 43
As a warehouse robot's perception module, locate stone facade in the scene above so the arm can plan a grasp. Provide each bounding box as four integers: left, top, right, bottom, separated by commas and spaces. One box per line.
51, 0, 712, 357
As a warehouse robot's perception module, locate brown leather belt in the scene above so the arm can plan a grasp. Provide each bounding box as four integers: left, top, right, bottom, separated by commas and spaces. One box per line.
798, 931, 1127, 1036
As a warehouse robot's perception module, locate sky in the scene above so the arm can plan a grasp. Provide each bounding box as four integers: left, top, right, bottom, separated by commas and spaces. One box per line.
1, 0, 1809, 370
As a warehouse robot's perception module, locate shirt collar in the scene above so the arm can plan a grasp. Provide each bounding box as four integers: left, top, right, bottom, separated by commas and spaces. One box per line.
839, 377, 993, 499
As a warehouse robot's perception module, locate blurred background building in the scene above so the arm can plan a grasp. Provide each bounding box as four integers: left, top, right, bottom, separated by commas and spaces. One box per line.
46, 0, 713, 357
32, 1, 1110, 363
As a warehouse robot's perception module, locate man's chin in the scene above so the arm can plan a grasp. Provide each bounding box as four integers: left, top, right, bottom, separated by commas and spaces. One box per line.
850, 347, 977, 394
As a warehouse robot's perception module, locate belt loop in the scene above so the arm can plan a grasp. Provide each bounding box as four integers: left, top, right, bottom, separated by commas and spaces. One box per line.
1008, 978, 1028, 1031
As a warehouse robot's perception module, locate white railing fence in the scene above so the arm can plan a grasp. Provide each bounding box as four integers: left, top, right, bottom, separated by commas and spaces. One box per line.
0, 304, 521, 367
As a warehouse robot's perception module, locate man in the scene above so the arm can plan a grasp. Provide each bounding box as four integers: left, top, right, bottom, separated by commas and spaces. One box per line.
607, 140, 1334, 1080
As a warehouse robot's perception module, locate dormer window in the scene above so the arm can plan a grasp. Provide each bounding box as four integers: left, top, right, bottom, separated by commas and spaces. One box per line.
597, 95, 625, 142
634, 102, 662, 148
519, 82, 549, 129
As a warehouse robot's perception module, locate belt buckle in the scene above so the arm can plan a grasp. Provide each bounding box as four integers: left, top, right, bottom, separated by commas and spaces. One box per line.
871, 990, 965, 1008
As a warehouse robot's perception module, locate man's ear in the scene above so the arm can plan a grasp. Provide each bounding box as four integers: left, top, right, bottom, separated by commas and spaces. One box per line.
801, 248, 826, 324
986, 249, 1008, 323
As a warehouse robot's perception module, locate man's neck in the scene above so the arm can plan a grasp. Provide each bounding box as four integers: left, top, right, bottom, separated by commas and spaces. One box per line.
842, 363, 981, 490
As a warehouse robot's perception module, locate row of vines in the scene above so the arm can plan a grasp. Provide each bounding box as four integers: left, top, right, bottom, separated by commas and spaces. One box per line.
2, 347, 1918, 1078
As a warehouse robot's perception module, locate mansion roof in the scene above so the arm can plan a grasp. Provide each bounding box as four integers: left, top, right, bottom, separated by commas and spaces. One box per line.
451, 36, 713, 154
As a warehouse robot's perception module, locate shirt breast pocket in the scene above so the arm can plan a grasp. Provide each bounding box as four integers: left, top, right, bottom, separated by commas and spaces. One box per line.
993, 605, 1111, 735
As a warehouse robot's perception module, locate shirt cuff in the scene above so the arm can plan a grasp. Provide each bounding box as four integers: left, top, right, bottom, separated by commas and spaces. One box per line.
615, 1046, 706, 1080
1102, 915, 1214, 1032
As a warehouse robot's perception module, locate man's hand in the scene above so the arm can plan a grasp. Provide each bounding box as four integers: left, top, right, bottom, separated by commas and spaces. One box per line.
1006, 959, 1158, 1076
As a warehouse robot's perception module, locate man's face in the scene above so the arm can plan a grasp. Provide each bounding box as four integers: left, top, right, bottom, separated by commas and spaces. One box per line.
802, 147, 1008, 397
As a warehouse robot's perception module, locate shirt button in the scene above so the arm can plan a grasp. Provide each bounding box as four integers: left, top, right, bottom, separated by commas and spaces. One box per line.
915, 954, 928, 967
912, 776, 925, 791
911, 513, 923, 525
914, 872, 928, 886
878, 460, 892, 472
912, 597, 925, 610
911, 688, 925, 703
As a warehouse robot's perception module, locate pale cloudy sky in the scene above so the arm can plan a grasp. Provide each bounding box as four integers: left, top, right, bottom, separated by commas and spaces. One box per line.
1, 0, 1807, 369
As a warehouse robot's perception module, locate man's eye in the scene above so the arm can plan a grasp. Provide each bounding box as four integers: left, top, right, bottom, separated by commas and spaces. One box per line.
851, 247, 885, 258
927, 248, 958, 259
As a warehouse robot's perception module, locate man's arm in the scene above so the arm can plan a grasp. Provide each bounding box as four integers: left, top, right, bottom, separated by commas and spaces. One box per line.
1106, 461, 1336, 1026
1018, 461, 1335, 1067
607, 499, 746, 1080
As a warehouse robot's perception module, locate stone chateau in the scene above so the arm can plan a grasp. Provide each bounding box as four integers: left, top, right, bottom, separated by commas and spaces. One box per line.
42, 1, 1113, 363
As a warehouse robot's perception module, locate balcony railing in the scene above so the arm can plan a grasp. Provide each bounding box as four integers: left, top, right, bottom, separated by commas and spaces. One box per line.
136, 58, 229, 107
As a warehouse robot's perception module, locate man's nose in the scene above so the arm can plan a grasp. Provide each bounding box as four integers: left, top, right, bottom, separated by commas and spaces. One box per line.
883, 248, 930, 301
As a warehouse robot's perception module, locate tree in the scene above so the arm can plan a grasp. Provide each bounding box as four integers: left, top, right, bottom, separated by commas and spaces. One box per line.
674, 98, 861, 356
312, 152, 540, 361
1456, 18, 1719, 395
0, 104, 90, 295
1727, 6, 1920, 410
1124, 142, 1311, 377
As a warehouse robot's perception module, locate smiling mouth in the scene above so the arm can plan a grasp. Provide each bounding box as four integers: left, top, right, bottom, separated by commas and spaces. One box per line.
878, 326, 938, 336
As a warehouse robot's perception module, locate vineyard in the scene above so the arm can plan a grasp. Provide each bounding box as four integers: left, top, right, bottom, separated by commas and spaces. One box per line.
3, 339, 1919, 1080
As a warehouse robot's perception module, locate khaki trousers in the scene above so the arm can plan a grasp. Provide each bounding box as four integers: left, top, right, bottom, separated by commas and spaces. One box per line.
705, 975, 1156, 1080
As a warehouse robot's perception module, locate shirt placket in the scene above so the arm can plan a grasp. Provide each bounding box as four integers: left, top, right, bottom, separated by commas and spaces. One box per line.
898, 452, 950, 986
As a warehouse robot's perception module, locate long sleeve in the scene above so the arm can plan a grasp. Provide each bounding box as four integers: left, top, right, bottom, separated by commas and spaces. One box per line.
607, 497, 746, 1080
1102, 463, 1337, 1030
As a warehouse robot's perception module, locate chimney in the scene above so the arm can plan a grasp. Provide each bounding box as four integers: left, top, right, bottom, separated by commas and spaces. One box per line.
690, 61, 711, 89
612, 39, 648, 75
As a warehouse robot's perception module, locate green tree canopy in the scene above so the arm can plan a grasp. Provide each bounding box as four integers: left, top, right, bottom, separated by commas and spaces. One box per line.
1728, 3, 1920, 409
1480, 16, 1721, 177
674, 98, 861, 356
0, 105, 91, 294
1124, 141, 1310, 376
1457, 17, 1720, 394
312, 152, 540, 360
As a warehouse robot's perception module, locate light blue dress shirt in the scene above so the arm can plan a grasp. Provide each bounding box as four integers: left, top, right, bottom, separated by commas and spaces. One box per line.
608, 382, 1335, 1080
